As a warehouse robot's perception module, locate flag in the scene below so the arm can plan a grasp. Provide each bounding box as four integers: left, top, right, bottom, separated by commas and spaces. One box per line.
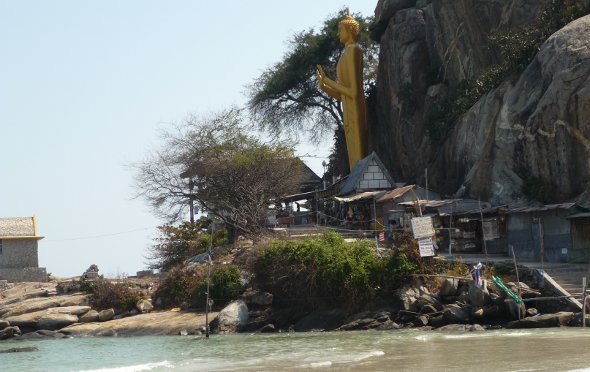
378, 232, 385, 242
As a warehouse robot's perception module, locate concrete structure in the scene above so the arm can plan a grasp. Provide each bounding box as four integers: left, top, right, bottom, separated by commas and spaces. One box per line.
0, 216, 47, 282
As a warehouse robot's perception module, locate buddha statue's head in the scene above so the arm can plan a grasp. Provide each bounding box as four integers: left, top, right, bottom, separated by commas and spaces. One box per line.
339, 10, 360, 42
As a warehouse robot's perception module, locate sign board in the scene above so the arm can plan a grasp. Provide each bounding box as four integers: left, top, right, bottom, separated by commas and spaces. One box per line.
418, 237, 435, 257
411, 217, 435, 239
482, 220, 499, 241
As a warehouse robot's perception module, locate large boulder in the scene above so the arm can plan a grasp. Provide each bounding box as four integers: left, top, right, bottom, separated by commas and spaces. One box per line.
210, 300, 249, 333
19, 330, 67, 339
370, 0, 417, 41
136, 300, 153, 314
47, 306, 91, 316
507, 312, 575, 328
412, 293, 443, 312
37, 314, 79, 330
0, 320, 9, 330
98, 309, 115, 322
436, 324, 485, 332
505, 299, 526, 321
0, 294, 88, 319
4, 312, 43, 329
294, 309, 347, 332
0, 298, 61, 318
79, 310, 99, 323
0, 326, 21, 340
370, 0, 590, 205
468, 282, 491, 307
443, 306, 470, 324
241, 290, 273, 307
395, 281, 429, 311
439, 278, 460, 297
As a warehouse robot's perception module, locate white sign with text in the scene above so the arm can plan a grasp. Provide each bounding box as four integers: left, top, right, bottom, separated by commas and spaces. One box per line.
411, 216, 435, 239
418, 237, 435, 257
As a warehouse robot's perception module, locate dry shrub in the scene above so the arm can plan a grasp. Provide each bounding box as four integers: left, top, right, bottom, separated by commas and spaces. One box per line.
85, 280, 142, 313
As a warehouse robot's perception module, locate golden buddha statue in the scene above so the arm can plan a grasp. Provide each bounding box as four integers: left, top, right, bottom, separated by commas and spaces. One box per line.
317, 10, 368, 172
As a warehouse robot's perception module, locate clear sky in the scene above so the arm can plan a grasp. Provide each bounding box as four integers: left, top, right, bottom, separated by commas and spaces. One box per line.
0, 1, 377, 278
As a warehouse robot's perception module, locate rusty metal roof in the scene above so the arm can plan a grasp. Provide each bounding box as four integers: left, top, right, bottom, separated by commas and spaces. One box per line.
398, 199, 462, 208
375, 184, 416, 202
334, 191, 385, 202
505, 203, 582, 214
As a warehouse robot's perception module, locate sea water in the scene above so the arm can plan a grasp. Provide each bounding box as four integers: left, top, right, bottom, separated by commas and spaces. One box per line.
2, 328, 590, 371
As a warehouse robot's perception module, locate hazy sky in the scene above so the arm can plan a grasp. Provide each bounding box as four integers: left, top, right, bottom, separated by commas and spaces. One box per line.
0, 1, 377, 277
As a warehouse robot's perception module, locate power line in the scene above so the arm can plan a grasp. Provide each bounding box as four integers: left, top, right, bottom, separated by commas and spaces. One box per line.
43, 226, 157, 243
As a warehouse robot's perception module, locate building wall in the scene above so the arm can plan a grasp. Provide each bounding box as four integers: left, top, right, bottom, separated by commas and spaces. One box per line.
507, 211, 572, 262
0, 267, 47, 282
571, 218, 590, 263
0, 239, 39, 268
358, 159, 392, 190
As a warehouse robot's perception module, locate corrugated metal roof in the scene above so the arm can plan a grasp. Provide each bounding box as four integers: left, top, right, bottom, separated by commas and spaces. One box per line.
0, 217, 36, 237
376, 184, 415, 202
566, 212, 590, 219
398, 199, 462, 208
443, 205, 507, 217
334, 191, 385, 202
505, 203, 580, 214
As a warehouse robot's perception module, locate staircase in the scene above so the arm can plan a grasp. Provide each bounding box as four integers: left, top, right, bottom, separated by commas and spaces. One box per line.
537, 264, 589, 307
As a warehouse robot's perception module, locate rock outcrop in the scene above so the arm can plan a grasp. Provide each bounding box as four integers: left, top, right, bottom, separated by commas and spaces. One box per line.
369, 0, 590, 204
210, 300, 249, 334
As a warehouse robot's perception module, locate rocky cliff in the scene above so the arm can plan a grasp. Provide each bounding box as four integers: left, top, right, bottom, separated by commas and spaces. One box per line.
368, 0, 590, 205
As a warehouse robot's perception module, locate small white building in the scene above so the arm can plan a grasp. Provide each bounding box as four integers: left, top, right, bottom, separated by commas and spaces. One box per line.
0, 216, 47, 282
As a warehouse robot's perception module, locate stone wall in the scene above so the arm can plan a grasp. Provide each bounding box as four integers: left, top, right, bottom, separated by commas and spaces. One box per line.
0, 239, 39, 268
0, 267, 48, 283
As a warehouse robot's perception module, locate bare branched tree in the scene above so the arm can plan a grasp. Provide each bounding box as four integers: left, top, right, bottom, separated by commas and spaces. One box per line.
133, 108, 304, 236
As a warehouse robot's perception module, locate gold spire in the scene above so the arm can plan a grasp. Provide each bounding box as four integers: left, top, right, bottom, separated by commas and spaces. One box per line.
340, 9, 360, 37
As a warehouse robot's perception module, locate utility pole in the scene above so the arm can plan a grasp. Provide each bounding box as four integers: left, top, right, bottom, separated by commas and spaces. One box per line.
478, 199, 489, 264
189, 179, 195, 223
205, 222, 214, 339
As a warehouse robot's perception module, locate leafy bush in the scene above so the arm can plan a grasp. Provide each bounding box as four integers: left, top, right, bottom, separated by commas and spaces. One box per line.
147, 221, 213, 271
152, 267, 200, 309
257, 231, 387, 310
84, 280, 142, 313
213, 227, 230, 246
189, 265, 243, 309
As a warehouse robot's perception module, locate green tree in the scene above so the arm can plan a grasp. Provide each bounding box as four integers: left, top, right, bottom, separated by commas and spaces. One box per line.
247, 9, 377, 176
134, 108, 303, 237
147, 220, 212, 271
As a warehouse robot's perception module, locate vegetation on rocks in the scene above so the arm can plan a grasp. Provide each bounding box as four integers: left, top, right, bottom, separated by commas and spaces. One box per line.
256, 231, 417, 310
152, 264, 243, 311
83, 280, 143, 313
190, 265, 242, 309
147, 220, 228, 271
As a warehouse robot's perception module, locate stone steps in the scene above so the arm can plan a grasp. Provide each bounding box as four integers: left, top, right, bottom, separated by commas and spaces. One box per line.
542, 265, 589, 303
